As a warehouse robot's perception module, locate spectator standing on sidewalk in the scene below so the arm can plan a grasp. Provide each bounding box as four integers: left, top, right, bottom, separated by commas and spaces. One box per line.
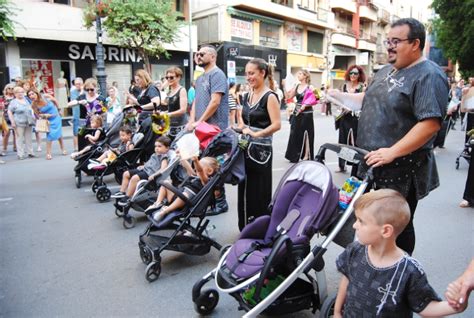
1, 83, 16, 156
69, 77, 84, 152
329, 18, 448, 255
187, 45, 229, 215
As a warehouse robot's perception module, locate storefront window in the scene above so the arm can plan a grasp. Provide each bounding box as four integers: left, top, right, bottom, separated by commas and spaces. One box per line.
230, 17, 253, 45
286, 24, 303, 51
307, 31, 324, 54
259, 22, 280, 48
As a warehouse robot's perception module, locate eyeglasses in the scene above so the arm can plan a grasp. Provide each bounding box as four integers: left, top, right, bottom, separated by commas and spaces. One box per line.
197, 52, 207, 57
165, 76, 175, 80
349, 72, 359, 76
383, 38, 414, 48
85, 88, 95, 92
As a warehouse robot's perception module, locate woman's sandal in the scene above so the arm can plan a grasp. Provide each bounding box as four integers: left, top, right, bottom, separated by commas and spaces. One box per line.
46, 154, 52, 160
459, 200, 472, 208
62, 150, 68, 156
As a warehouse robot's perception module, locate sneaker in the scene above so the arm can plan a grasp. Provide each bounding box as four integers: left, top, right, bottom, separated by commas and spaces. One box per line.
152, 207, 167, 222
117, 197, 130, 207
18, 156, 25, 160
206, 195, 229, 216
111, 191, 126, 199
28, 154, 37, 158
145, 202, 163, 214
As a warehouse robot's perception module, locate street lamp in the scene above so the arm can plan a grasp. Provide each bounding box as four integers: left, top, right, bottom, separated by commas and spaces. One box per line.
95, 0, 107, 98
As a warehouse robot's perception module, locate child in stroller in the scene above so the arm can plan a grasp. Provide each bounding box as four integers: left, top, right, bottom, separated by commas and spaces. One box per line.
146, 156, 219, 223
87, 126, 134, 169
334, 189, 465, 317
70, 115, 104, 159
112, 136, 173, 206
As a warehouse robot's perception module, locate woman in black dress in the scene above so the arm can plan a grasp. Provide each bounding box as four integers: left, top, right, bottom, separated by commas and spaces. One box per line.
284, 69, 314, 163
336, 65, 366, 172
162, 66, 187, 140
125, 69, 161, 123
238, 58, 281, 230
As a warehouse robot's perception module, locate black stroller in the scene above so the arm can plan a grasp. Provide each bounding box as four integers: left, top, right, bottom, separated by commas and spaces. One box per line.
91, 118, 158, 202
73, 113, 123, 188
455, 133, 473, 169
138, 129, 245, 283
192, 143, 372, 317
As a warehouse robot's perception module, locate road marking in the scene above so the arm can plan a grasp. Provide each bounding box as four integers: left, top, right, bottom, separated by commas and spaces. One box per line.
0, 197, 13, 202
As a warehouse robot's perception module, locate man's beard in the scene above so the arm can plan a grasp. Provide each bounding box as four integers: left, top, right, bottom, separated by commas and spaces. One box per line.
198, 61, 209, 68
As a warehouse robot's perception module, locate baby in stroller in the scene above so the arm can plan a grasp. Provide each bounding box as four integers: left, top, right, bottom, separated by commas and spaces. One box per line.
70, 115, 104, 159
112, 136, 173, 206
87, 125, 134, 169
145, 155, 219, 223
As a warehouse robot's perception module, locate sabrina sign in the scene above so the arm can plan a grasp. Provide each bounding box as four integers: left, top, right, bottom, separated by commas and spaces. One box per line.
68, 44, 142, 63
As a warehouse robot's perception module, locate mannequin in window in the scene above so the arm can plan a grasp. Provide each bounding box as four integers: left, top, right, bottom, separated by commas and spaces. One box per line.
56, 71, 69, 116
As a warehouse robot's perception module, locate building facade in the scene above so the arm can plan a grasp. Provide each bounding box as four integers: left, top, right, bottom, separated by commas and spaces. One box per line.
3, 0, 196, 105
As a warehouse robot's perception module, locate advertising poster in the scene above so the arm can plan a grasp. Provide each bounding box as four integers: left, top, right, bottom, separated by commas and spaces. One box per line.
29, 60, 54, 96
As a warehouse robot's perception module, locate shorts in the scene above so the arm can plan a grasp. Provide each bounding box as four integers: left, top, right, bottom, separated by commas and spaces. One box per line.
129, 168, 149, 180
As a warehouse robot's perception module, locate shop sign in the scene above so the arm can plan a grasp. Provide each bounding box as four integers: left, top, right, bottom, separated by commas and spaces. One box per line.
227, 60, 236, 78
231, 18, 253, 41
68, 44, 142, 63
29, 60, 54, 95
268, 54, 278, 67
228, 47, 239, 57
286, 24, 303, 52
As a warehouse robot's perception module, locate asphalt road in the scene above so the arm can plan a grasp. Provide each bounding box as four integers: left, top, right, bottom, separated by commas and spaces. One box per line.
0, 112, 473, 317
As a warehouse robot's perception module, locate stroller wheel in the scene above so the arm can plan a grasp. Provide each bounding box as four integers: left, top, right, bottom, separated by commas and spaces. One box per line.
194, 289, 219, 315
145, 261, 161, 283
75, 174, 82, 189
96, 187, 111, 202
91, 180, 103, 193
123, 216, 136, 229
319, 292, 337, 318
139, 245, 153, 265
115, 208, 125, 217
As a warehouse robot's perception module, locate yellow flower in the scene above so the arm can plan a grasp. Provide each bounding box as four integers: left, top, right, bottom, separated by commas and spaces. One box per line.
151, 113, 170, 135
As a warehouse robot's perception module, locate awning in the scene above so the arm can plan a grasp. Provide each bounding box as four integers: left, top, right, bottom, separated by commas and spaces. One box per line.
227, 7, 284, 26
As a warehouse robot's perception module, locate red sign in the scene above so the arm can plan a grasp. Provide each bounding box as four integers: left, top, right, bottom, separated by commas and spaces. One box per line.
29, 61, 55, 96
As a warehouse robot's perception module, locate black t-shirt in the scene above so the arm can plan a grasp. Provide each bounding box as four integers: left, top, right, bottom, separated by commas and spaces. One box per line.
137, 84, 161, 109
336, 242, 441, 317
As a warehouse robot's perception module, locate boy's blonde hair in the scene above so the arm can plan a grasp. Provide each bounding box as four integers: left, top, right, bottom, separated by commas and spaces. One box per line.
200, 157, 219, 174
354, 189, 410, 236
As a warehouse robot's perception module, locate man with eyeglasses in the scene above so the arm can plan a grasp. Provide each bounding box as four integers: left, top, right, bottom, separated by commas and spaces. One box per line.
187, 45, 229, 215
329, 18, 448, 256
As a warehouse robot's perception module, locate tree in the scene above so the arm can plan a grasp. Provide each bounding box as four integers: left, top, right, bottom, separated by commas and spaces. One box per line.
84, 0, 184, 73
0, 0, 18, 40
431, 0, 474, 78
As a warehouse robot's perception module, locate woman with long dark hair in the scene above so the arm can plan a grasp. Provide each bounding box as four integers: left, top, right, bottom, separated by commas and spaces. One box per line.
238, 58, 281, 230
336, 65, 366, 172
284, 69, 314, 163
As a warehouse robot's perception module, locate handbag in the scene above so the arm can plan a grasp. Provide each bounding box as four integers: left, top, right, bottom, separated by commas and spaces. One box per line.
35, 118, 50, 133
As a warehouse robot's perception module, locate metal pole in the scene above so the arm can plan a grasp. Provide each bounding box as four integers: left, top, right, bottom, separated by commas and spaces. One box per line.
95, 0, 107, 98
188, 0, 194, 85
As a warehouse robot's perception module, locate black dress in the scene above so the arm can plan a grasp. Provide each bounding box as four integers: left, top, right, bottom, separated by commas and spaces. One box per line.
165, 87, 186, 139
337, 82, 364, 171
238, 91, 276, 231
137, 84, 161, 123
284, 84, 314, 162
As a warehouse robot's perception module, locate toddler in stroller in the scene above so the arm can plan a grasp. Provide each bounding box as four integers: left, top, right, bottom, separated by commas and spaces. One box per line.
146, 156, 219, 223
88, 125, 134, 169
111, 136, 173, 206
70, 115, 104, 159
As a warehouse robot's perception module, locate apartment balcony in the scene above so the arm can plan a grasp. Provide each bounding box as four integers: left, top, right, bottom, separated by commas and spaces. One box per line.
358, 38, 376, 51
359, 4, 377, 22
378, 9, 390, 25
332, 32, 357, 48
330, 0, 357, 14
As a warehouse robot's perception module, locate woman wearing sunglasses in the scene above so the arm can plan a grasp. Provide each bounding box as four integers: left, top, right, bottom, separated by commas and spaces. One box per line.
335, 65, 366, 173
68, 78, 107, 127
125, 69, 161, 123
162, 66, 187, 139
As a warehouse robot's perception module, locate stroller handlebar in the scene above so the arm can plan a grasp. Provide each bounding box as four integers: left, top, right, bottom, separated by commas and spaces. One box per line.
315, 143, 369, 165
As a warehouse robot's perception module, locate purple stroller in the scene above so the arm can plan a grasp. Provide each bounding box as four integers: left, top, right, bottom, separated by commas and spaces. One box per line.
192, 143, 372, 317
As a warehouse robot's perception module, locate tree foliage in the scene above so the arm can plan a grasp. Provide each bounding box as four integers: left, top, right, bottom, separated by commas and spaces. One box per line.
431, 0, 474, 78
84, 0, 183, 73
0, 0, 18, 40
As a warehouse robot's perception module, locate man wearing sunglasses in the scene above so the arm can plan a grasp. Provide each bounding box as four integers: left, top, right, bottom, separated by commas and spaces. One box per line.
187, 45, 229, 215
329, 18, 448, 256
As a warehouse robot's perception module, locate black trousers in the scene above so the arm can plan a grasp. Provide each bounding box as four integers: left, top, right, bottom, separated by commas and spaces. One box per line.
338, 114, 358, 170
463, 145, 474, 205
396, 183, 418, 256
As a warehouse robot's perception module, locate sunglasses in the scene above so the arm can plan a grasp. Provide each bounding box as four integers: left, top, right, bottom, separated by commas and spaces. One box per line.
85, 88, 95, 92
350, 72, 359, 76
197, 52, 206, 57
165, 76, 175, 80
